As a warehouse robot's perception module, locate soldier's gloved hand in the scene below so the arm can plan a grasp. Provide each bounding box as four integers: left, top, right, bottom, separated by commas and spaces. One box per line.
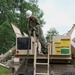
32, 27, 36, 31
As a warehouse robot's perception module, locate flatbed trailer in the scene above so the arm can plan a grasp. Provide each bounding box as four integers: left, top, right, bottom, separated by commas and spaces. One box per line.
11, 57, 75, 75
10, 24, 75, 75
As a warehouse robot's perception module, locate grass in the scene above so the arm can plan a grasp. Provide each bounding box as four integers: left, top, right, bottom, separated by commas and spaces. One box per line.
0, 66, 10, 75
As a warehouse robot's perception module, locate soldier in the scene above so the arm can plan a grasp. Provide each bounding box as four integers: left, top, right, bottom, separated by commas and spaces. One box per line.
26, 10, 47, 52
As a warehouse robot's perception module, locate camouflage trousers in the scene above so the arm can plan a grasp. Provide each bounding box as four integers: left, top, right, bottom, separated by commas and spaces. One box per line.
28, 25, 47, 49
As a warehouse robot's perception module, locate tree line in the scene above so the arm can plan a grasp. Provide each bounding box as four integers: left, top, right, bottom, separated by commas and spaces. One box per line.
0, 0, 59, 54
0, 0, 45, 53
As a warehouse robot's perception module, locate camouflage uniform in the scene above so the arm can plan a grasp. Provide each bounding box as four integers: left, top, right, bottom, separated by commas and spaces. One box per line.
27, 16, 47, 49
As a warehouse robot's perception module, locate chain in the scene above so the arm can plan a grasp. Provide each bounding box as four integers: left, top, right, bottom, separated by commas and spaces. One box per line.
24, 32, 31, 73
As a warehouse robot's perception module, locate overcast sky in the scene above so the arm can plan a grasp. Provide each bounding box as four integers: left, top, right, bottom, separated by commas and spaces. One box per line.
38, 0, 75, 39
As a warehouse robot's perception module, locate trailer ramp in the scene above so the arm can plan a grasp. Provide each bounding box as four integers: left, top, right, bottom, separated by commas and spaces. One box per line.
14, 59, 27, 75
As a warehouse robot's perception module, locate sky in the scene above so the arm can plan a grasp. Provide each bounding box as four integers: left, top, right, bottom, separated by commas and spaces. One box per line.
38, 0, 75, 39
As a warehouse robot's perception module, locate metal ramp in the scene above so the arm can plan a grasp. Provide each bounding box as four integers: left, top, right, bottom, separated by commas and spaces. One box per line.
14, 59, 26, 75
34, 43, 49, 75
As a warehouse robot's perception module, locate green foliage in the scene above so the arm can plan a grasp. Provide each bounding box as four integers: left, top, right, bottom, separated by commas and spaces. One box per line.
0, 0, 45, 54
0, 66, 10, 75
0, 20, 15, 53
46, 28, 59, 42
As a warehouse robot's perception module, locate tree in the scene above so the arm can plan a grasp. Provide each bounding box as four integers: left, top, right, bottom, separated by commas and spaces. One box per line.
46, 28, 59, 42
0, 0, 45, 53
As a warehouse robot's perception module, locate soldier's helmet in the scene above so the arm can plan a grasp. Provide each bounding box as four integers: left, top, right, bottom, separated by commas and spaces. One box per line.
26, 10, 32, 18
